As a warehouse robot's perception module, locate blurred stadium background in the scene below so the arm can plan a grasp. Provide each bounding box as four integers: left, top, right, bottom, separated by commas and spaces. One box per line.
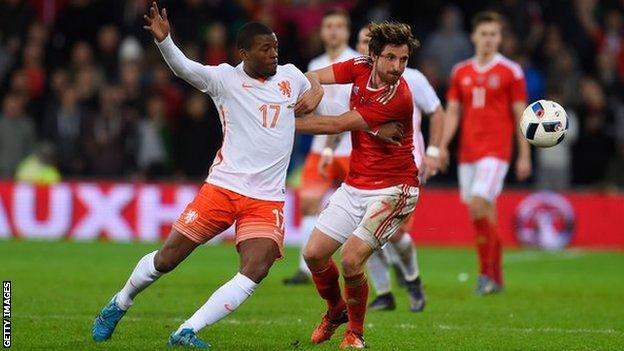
0, 0, 623, 349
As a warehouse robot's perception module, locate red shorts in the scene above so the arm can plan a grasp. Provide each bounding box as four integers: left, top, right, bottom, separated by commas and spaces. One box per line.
300, 152, 350, 198
173, 183, 285, 257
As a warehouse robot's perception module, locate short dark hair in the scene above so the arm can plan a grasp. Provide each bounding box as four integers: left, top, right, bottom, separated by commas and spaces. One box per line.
368, 21, 419, 57
323, 7, 351, 27
471, 11, 504, 32
236, 22, 274, 50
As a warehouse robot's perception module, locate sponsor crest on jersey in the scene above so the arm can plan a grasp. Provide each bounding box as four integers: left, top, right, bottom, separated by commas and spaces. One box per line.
183, 209, 199, 224
514, 192, 575, 250
461, 76, 472, 85
277, 80, 292, 98
488, 74, 500, 88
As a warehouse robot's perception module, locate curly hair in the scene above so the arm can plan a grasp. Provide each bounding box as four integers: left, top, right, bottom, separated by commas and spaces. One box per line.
367, 21, 419, 57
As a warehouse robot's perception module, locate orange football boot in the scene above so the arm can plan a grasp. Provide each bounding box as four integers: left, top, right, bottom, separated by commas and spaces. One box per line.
310, 310, 348, 344
339, 330, 366, 349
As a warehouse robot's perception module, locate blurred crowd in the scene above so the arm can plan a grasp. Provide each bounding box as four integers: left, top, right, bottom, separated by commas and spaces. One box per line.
0, 0, 622, 190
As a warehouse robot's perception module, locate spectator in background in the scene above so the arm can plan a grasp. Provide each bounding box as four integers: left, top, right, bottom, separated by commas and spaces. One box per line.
421, 5, 472, 87
42, 86, 85, 176
573, 77, 615, 186
0, 0, 35, 46
83, 85, 137, 177
96, 24, 121, 81
15, 142, 61, 184
137, 96, 171, 179
74, 66, 101, 111
149, 64, 183, 125
203, 22, 229, 66
119, 60, 145, 117
0, 93, 36, 178
174, 93, 221, 180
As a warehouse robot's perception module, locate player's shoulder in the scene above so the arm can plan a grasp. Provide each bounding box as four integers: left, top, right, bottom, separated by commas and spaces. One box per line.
342, 47, 360, 60
308, 54, 329, 70
496, 54, 524, 79
278, 63, 305, 77
450, 58, 473, 77
353, 55, 372, 67
403, 67, 429, 87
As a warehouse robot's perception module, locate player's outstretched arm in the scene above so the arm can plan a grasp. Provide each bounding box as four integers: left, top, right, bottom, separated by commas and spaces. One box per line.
305, 66, 338, 86
296, 110, 402, 145
513, 101, 532, 181
439, 100, 460, 172
422, 105, 445, 179
144, 2, 214, 93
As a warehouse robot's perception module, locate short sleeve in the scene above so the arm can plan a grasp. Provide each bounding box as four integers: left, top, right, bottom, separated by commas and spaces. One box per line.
410, 73, 441, 114
510, 71, 527, 103
332, 58, 355, 84
285, 64, 311, 98
446, 68, 461, 102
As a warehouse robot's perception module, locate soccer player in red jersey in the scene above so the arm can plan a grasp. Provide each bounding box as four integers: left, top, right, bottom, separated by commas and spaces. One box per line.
296, 22, 420, 348
439, 11, 531, 295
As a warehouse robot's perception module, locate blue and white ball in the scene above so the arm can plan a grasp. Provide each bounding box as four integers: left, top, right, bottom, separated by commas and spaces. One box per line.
520, 100, 568, 148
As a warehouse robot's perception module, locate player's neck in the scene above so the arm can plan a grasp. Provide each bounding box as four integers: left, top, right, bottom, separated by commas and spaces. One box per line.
325, 44, 347, 61
242, 62, 268, 81
369, 69, 388, 90
475, 51, 498, 67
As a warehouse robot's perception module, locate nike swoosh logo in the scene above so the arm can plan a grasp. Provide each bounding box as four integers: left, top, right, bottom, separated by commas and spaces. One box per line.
242, 83, 253, 88
224, 303, 235, 312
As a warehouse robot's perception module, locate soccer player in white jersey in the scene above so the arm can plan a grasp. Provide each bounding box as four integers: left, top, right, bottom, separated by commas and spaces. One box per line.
91, 3, 323, 348
283, 8, 361, 285
349, 25, 445, 313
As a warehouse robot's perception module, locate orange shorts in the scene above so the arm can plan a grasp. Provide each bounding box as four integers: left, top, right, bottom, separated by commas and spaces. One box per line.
173, 183, 285, 257
300, 152, 350, 198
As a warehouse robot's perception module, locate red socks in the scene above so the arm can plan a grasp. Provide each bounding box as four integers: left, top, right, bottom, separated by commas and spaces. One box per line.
344, 273, 368, 335
310, 259, 345, 320
473, 218, 503, 285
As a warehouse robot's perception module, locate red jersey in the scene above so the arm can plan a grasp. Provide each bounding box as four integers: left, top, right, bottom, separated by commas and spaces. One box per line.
332, 56, 418, 189
447, 54, 527, 163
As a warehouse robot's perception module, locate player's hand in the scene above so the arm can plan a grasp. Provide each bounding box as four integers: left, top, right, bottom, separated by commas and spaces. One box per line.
515, 155, 532, 181
375, 122, 403, 146
143, 2, 170, 42
295, 84, 324, 116
422, 155, 440, 181
317, 153, 332, 179
438, 146, 450, 172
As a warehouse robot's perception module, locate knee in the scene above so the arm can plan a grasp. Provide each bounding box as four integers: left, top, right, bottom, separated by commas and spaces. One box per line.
303, 245, 329, 269
469, 198, 489, 219
340, 252, 365, 277
240, 256, 275, 283
153, 250, 177, 273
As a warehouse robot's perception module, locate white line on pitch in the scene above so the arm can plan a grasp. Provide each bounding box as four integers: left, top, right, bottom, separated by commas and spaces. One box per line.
18, 314, 621, 335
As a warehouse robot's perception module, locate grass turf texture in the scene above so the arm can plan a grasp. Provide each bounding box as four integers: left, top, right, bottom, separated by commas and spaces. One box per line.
1, 240, 623, 350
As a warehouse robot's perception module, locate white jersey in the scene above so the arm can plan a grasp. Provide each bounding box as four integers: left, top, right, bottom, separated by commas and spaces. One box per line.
157, 35, 310, 201
403, 67, 441, 167
308, 47, 359, 156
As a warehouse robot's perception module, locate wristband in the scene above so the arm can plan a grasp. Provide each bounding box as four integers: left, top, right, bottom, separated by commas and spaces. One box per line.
426, 146, 440, 158
321, 147, 334, 158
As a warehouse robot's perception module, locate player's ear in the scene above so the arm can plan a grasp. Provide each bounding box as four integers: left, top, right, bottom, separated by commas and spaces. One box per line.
239, 48, 248, 60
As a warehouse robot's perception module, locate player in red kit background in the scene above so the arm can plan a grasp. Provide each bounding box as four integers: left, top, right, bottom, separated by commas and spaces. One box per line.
296, 22, 419, 348
439, 11, 531, 295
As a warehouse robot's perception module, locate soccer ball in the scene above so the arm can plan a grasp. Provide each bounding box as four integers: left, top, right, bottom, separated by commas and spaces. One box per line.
520, 100, 568, 148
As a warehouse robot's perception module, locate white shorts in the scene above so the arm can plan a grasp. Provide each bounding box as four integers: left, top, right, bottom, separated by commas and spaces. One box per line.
458, 157, 509, 203
315, 183, 419, 250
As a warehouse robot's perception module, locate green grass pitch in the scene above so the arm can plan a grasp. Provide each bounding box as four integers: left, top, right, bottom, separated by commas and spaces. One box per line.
1, 240, 623, 350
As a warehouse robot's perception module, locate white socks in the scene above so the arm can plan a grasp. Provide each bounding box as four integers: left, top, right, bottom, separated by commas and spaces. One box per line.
297, 215, 317, 276
393, 233, 420, 282
116, 251, 163, 310
178, 273, 257, 333
367, 249, 391, 295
